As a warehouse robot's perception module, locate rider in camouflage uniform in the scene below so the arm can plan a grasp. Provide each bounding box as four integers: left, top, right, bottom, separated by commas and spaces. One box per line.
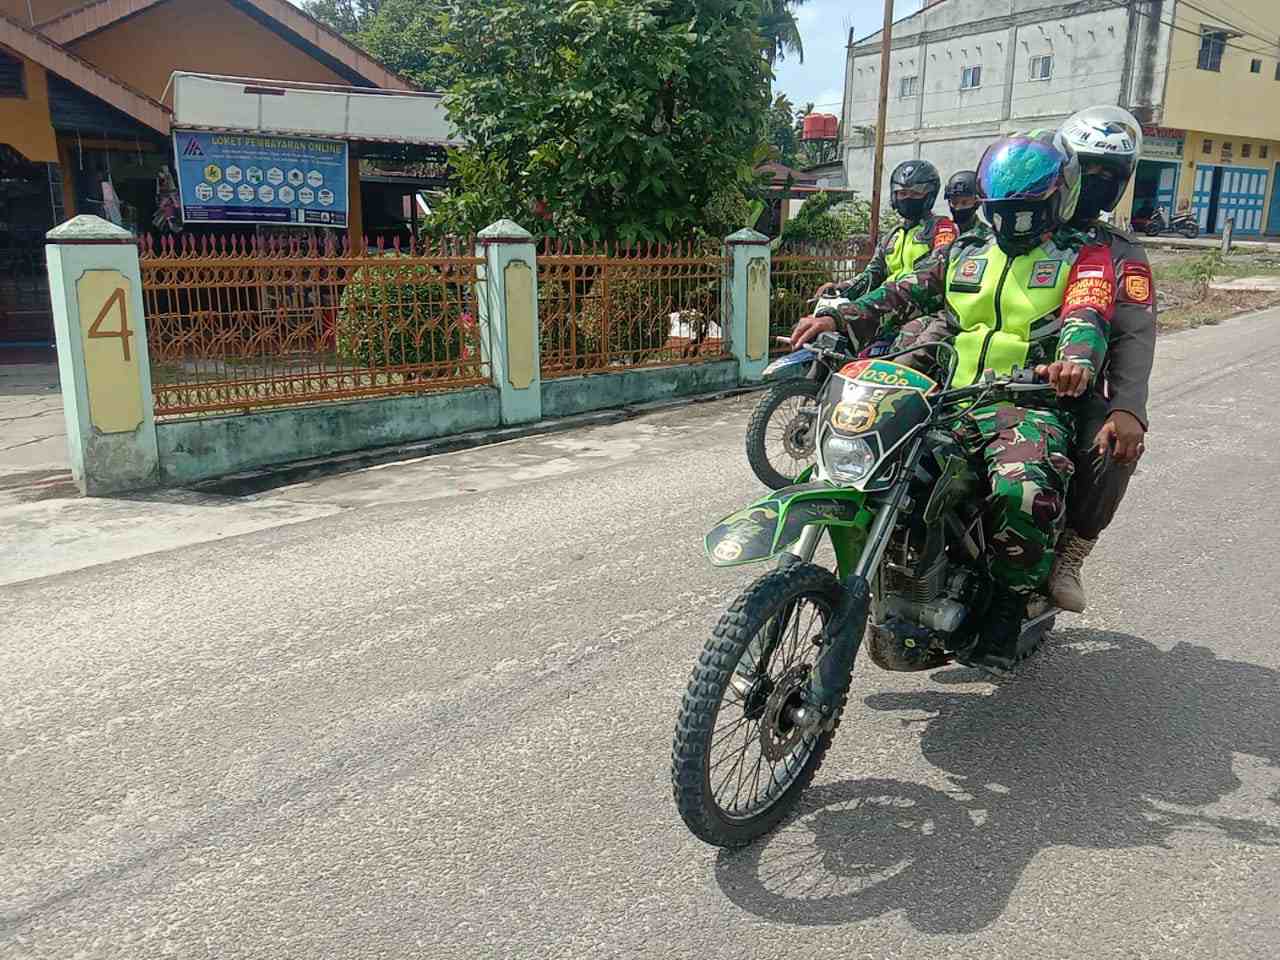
792, 131, 1115, 672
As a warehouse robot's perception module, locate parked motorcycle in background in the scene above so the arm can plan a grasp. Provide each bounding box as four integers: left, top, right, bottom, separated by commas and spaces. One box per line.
745, 276, 887, 489
1135, 207, 1200, 239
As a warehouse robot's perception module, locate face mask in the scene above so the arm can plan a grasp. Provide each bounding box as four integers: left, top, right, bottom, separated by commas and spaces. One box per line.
894, 196, 929, 223
950, 204, 978, 229
987, 204, 1051, 256
1074, 176, 1119, 224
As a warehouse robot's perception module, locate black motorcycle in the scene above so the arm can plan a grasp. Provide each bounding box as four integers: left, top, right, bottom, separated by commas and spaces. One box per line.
1140, 208, 1200, 239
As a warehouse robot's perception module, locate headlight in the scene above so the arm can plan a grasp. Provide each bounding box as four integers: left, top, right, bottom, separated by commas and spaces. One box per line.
822, 434, 877, 483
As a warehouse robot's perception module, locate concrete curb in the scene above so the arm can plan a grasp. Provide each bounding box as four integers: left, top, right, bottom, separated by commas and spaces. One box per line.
191, 383, 770, 497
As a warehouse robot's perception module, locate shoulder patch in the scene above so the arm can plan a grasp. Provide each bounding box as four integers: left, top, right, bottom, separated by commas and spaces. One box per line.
932, 220, 958, 248
1120, 261, 1154, 305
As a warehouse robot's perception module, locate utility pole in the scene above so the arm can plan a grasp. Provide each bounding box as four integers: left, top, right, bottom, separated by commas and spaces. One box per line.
868, 0, 895, 251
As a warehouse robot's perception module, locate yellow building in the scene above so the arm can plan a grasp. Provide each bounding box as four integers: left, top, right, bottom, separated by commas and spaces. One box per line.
1126, 0, 1280, 236
0, 0, 442, 348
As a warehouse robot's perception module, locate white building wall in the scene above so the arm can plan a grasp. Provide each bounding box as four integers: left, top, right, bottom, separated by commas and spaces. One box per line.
838, 0, 1166, 212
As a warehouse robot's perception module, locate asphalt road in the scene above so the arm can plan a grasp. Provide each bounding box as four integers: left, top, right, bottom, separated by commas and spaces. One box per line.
4, 308, 1280, 959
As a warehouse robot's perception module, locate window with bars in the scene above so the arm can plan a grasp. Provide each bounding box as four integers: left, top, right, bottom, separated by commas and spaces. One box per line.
0, 51, 24, 98
1029, 55, 1053, 80
1242, 143, 1253, 158
899, 75, 918, 98
1198, 28, 1226, 71
1251, 59, 1262, 73
1263, 145, 1271, 159
1202, 139, 1214, 154
960, 65, 981, 89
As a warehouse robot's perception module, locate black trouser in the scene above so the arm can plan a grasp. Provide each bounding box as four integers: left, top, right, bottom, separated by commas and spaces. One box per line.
1066, 398, 1136, 540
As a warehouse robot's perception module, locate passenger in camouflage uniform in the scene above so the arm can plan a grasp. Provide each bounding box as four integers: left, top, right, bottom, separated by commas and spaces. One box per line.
818, 160, 957, 303
791, 131, 1115, 672
1048, 106, 1157, 613
890, 170, 991, 358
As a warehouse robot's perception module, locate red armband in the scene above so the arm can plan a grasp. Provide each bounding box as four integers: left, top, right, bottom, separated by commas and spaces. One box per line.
1062, 243, 1117, 322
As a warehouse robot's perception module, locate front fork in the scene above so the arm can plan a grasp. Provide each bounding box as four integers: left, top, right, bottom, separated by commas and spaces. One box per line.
795, 438, 925, 730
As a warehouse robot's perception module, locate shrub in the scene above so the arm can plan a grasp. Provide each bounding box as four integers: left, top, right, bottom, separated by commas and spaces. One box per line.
335, 255, 480, 374
1188, 250, 1224, 300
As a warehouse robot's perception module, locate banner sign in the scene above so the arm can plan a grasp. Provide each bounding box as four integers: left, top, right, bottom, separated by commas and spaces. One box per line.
173, 130, 348, 227
1142, 135, 1184, 161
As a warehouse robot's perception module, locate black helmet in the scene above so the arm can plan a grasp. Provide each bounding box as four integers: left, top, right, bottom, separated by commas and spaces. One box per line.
889, 160, 941, 223
944, 170, 979, 200
945, 170, 980, 229
977, 130, 1080, 254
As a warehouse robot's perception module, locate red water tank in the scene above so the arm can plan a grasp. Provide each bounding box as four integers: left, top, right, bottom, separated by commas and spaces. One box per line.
801, 113, 839, 142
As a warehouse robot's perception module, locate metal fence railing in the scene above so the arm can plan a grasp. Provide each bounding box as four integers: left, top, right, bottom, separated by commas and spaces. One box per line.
536, 239, 731, 378
769, 238, 869, 354
140, 234, 486, 418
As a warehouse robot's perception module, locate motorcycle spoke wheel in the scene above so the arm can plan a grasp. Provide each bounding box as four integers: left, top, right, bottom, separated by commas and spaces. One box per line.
746, 379, 822, 489
673, 563, 847, 847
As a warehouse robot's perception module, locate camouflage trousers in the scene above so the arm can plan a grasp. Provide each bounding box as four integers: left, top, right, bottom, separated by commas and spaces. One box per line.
952, 403, 1075, 595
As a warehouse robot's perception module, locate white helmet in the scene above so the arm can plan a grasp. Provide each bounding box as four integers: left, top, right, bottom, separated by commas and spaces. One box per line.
1059, 106, 1142, 213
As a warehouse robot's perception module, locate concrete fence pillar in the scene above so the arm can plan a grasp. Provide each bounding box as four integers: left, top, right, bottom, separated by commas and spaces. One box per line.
725, 228, 772, 383
45, 215, 159, 495
477, 219, 542, 426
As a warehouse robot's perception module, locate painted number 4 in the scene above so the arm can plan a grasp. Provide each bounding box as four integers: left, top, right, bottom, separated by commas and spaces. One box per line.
88, 287, 133, 362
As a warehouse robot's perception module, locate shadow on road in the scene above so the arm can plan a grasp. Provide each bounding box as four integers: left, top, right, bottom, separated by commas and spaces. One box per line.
714, 630, 1280, 933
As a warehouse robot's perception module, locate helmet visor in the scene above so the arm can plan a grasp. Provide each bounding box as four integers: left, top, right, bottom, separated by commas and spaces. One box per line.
978, 137, 1063, 202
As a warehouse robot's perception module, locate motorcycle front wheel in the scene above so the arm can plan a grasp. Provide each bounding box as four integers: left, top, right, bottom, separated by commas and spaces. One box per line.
745, 378, 822, 490
672, 562, 847, 847
1145, 221, 1162, 237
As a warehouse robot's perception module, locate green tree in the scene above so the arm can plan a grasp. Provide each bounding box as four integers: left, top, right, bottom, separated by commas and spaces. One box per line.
301, 0, 383, 35
767, 93, 799, 166
431, 0, 771, 244
760, 0, 806, 66
355, 0, 447, 88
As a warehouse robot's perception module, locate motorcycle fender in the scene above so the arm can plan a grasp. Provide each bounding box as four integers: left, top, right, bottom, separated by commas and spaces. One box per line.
762, 348, 815, 381
705, 482, 872, 567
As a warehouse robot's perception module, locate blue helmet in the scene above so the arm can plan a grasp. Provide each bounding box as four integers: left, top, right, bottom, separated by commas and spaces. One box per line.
977, 130, 1081, 252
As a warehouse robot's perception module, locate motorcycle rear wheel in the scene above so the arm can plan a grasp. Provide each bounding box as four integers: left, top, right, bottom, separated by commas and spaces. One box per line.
745, 378, 822, 490
1179, 220, 1200, 238
672, 563, 847, 847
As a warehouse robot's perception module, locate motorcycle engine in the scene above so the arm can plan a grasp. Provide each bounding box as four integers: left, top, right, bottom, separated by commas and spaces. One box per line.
877, 515, 969, 636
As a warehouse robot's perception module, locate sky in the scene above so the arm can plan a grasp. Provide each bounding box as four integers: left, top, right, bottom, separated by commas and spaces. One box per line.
771, 0, 925, 112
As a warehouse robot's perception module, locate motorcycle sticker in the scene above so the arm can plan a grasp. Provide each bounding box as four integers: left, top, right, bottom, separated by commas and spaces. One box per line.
832, 400, 878, 433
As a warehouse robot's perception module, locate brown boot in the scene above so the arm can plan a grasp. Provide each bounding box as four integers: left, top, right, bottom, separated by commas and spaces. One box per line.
1048, 531, 1096, 613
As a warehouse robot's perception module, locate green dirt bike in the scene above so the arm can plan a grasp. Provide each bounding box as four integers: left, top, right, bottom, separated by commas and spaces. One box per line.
672, 334, 1060, 848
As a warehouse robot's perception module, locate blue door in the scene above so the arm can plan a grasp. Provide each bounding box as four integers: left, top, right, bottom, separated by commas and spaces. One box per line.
1191, 164, 1270, 234
1216, 167, 1268, 235
1191, 165, 1215, 231
1153, 163, 1178, 218
1268, 164, 1280, 235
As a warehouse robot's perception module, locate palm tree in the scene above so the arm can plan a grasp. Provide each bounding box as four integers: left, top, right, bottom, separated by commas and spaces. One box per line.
760, 0, 806, 66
